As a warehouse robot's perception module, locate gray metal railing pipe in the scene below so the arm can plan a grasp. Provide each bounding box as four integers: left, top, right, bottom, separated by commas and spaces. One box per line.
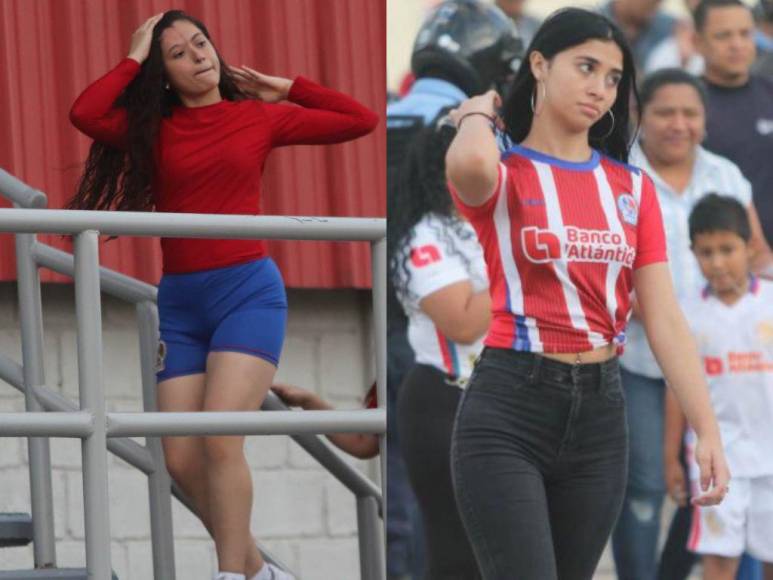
262, 393, 382, 504
74, 231, 112, 578
0, 209, 385, 241
0, 169, 48, 208
357, 496, 385, 580
136, 301, 176, 579
15, 230, 57, 566
106, 409, 385, 437
0, 352, 157, 474
33, 242, 157, 303
0, 412, 93, 436
0, 173, 386, 578
372, 237, 388, 544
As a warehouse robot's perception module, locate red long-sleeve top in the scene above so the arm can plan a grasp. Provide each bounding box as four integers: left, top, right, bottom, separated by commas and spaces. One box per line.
70, 58, 379, 273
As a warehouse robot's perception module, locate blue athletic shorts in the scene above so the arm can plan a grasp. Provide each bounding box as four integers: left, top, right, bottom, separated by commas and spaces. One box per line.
156, 257, 287, 382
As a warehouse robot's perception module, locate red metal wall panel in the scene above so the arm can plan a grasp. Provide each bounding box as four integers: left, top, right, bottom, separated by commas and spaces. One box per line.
0, 0, 385, 288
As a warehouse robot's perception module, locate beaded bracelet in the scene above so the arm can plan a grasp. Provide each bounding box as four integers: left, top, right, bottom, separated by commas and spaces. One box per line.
456, 111, 496, 130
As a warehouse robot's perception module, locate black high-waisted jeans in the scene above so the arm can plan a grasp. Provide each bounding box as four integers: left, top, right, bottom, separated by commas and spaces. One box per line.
451, 347, 629, 580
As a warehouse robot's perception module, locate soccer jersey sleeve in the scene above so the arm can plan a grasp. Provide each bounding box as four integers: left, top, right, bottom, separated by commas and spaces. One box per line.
398, 217, 475, 306
69, 58, 139, 150
265, 76, 379, 147
449, 162, 505, 222
634, 172, 668, 270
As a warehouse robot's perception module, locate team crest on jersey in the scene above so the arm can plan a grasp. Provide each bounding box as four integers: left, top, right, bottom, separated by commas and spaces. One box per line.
617, 194, 638, 226
757, 321, 773, 346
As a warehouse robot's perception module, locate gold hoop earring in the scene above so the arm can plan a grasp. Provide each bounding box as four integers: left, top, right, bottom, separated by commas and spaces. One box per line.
599, 109, 615, 140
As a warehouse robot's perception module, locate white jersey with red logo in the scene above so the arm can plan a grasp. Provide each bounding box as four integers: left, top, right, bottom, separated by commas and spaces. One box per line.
394, 213, 488, 381
450, 144, 667, 353
683, 277, 773, 478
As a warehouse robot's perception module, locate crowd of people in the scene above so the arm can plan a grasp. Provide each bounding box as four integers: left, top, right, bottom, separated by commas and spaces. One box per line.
387, 1, 773, 579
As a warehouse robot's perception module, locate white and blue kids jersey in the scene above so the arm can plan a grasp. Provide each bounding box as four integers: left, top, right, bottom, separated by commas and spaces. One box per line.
683, 277, 773, 478
394, 213, 488, 383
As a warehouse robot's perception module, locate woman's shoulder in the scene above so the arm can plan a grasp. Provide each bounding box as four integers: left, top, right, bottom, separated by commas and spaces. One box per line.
695, 146, 747, 179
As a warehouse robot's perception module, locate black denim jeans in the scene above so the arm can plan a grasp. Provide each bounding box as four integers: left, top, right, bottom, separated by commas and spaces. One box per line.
398, 363, 481, 580
451, 348, 629, 580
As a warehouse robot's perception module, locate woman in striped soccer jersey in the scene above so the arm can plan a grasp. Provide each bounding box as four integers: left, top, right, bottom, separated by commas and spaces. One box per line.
445, 8, 729, 580
389, 122, 489, 579
67, 11, 377, 580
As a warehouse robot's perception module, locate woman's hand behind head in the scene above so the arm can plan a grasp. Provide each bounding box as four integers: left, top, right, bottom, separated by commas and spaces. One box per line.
127, 13, 164, 65
229, 66, 293, 103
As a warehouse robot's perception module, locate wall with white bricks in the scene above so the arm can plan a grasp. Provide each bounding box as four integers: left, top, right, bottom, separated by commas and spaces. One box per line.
0, 283, 379, 580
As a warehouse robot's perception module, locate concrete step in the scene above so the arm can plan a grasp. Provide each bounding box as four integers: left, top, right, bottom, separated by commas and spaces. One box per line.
0, 513, 33, 548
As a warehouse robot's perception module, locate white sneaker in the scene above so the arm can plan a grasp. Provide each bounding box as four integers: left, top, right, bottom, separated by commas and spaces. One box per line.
265, 563, 296, 580
214, 573, 246, 580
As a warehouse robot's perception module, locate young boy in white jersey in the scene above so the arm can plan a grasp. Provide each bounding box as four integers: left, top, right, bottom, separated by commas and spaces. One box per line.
664, 194, 773, 580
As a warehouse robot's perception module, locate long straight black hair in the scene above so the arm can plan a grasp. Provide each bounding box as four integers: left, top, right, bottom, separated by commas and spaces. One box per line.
501, 8, 640, 163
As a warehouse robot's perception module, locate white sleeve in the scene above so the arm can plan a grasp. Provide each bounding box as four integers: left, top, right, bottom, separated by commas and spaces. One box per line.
403, 219, 472, 302
724, 162, 753, 207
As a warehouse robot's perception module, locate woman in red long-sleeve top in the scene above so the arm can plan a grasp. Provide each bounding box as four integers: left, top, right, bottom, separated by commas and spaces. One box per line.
68, 11, 377, 580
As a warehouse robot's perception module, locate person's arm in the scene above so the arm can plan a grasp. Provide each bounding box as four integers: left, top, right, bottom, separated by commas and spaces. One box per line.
419, 282, 490, 344
231, 66, 378, 147
271, 384, 379, 459
634, 263, 729, 506
747, 203, 773, 277
445, 91, 502, 207
664, 384, 688, 507
69, 14, 162, 148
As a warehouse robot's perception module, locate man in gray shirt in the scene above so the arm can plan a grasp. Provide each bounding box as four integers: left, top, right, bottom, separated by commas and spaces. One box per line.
696, 0, 773, 246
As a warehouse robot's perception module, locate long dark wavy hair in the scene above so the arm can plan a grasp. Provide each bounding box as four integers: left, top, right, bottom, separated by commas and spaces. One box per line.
67, 10, 247, 212
388, 123, 476, 298
502, 8, 640, 163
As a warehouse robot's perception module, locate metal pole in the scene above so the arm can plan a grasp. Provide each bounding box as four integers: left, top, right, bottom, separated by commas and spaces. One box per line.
0, 168, 48, 208
14, 229, 57, 566
262, 393, 382, 505
371, 237, 387, 542
0, 412, 93, 436
0, 208, 385, 241
357, 496, 386, 580
74, 230, 112, 579
106, 409, 384, 437
136, 301, 176, 580
33, 242, 157, 304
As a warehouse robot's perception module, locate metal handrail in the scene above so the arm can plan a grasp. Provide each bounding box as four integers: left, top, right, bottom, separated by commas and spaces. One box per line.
0, 168, 386, 580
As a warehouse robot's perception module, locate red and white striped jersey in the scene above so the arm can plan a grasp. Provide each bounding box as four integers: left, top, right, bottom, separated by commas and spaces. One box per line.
451, 144, 667, 353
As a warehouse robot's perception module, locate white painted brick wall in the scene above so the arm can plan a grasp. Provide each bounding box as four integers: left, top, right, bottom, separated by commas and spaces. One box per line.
0, 283, 380, 580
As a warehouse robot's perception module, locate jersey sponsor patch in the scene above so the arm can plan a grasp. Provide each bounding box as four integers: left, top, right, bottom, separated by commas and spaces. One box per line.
704, 356, 724, 376
410, 244, 442, 267
617, 193, 639, 226
521, 226, 636, 267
